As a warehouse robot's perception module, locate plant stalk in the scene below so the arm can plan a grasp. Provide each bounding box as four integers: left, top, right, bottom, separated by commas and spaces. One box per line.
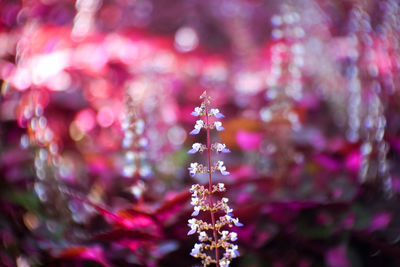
205, 107, 220, 267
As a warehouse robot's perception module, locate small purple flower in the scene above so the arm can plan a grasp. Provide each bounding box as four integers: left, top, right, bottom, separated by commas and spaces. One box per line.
187, 227, 196, 236
135, 119, 145, 134
191, 195, 199, 205
228, 245, 240, 258
217, 182, 225, 191
220, 259, 231, 267
226, 206, 234, 216
217, 161, 230, 175
232, 217, 243, 227
189, 128, 200, 135
215, 143, 231, 153
188, 162, 199, 176
199, 231, 208, 242
214, 121, 225, 131
190, 120, 204, 135
191, 107, 203, 117
189, 184, 198, 193
230, 232, 238, 241
187, 218, 198, 235
211, 108, 225, 119
188, 143, 202, 154
221, 230, 229, 239
190, 243, 202, 256
191, 206, 200, 216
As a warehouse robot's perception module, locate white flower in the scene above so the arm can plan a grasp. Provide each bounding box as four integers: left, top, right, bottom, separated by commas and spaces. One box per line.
217, 183, 225, 191
225, 215, 242, 226
188, 162, 199, 177
226, 206, 234, 215
226, 245, 240, 258
217, 161, 230, 175
190, 120, 205, 135
138, 137, 148, 148
210, 108, 225, 119
221, 230, 237, 241
214, 121, 225, 131
232, 217, 243, 227
191, 107, 203, 117
190, 184, 198, 193
187, 218, 198, 235
199, 231, 208, 242
230, 232, 238, 241
191, 196, 199, 206
125, 151, 135, 162
191, 205, 201, 216
221, 230, 229, 240
215, 143, 230, 153
135, 119, 145, 134
139, 164, 152, 177
130, 180, 145, 198
220, 258, 231, 267
188, 143, 202, 154
122, 132, 133, 148
190, 243, 202, 257
121, 119, 130, 130
222, 197, 229, 203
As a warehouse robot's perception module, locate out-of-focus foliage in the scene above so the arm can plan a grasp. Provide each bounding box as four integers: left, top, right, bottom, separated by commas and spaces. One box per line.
1, 0, 400, 266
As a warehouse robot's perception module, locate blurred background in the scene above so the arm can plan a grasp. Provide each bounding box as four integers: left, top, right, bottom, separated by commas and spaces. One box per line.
1, 0, 400, 266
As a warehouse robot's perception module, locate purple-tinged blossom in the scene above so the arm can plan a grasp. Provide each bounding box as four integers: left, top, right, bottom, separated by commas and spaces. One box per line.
217, 161, 230, 175
199, 231, 208, 242
191, 107, 203, 117
214, 143, 230, 153
191, 206, 201, 216
191, 195, 199, 206
226, 206, 234, 216
214, 121, 225, 131
135, 119, 145, 134
221, 230, 237, 242
226, 245, 240, 258
188, 143, 203, 154
188, 162, 199, 176
187, 218, 198, 235
190, 243, 202, 257
210, 108, 225, 119
232, 217, 243, 227
190, 120, 204, 135
221, 230, 229, 240
190, 184, 198, 193
230, 232, 238, 241
218, 183, 225, 191
220, 258, 231, 267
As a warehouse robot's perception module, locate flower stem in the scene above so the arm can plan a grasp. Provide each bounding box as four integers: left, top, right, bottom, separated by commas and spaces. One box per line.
205, 106, 220, 267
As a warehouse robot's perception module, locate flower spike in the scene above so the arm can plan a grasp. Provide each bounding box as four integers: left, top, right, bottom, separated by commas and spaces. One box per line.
187, 90, 241, 267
